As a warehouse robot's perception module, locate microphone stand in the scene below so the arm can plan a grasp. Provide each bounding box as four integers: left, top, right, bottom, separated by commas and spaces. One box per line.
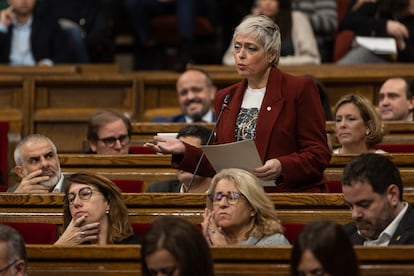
184, 95, 231, 192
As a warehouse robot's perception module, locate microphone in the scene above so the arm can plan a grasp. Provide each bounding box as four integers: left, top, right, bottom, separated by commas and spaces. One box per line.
185, 94, 231, 192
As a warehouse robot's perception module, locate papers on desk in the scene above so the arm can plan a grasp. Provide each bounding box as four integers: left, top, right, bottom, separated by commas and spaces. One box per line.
355, 36, 397, 55
201, 139, 275, 186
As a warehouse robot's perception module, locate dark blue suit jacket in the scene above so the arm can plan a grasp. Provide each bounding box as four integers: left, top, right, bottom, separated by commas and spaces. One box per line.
344, 204, 414, 245
0, 15, 73, 64
151, 112, 216, 123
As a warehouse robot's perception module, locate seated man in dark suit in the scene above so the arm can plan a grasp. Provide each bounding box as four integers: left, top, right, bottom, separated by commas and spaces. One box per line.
152, 68, 216, 123
146, 125, 213, 193
8, 134, 69, 193
342, 153, 414, 245
0, 0, 73, 65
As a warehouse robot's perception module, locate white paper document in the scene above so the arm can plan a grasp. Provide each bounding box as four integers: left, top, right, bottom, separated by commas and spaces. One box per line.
201, 139, 275, 186
355, 36, 397, 55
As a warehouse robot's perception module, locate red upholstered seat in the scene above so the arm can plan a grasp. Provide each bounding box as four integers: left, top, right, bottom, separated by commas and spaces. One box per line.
112, 179, 144, 193
373, 144, 414, 153
0, 121, 8, 185
129, 146, 157, 154
132, 223, 202, 239
282, 223, 306, 244
327, 179, 342, 193
2, 222, 58, 244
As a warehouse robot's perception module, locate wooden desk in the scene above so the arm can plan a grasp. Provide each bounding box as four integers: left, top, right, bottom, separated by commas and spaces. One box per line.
3, 193, 414, 225
25, 245, 414, 276
325, 154, 414, 189
28, 75, 139, 153
137, 64, 414, 120
57, 154, 175, 191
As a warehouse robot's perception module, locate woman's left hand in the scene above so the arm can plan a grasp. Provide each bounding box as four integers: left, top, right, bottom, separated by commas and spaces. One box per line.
253, 158, 282, 181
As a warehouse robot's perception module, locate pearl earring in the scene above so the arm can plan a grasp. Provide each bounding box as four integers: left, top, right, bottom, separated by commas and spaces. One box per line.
366, 129, 370, 135
105, 210, 110, 215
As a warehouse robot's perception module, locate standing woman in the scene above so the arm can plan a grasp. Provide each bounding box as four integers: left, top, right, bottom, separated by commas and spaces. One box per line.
145, 15, 331, 192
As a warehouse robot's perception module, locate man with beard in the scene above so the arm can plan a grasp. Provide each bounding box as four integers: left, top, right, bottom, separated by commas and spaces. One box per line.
342, 153, 414, 245
378, 77, 414, 121
0, 0, 72, 65
152, 68, 216, 123
8, 134, 68, 193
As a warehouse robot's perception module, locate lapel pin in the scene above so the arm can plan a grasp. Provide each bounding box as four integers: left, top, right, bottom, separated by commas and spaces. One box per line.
267, 106, 271, 111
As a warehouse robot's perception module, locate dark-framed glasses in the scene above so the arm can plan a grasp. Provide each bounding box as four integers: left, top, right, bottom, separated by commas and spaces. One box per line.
67, 187, 99, 205
0, 259, 18, 275
148, 266, 177, 276
98, 134, 129, 147
208, 191, 244, 204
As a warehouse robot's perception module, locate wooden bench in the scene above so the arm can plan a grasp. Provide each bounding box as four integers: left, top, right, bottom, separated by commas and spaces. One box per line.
325, 154, 414, 190
24, 244, 414, 276
28, 75, 140, 153
0, 64, 120, 75
4, 193, 414, 226
327, 121, 414, 147
130, 122, 214, 143
131, 121, 414, 146
58, 154, 176, 191
136, 63, 414, 120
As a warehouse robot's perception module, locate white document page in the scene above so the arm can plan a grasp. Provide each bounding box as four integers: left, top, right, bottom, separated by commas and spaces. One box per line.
201, 139, 275, 186
355, 36, 397, 55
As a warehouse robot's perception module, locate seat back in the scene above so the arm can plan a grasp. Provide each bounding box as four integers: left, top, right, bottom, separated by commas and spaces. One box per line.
112, 179, 144, 193
2, 222, 58, 244
374, 144, 414, 153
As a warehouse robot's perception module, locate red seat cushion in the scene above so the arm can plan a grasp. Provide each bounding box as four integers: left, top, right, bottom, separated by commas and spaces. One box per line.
327, 179, 342, 193
283, 223, 306, 244
112, 179, 144, 193
129, 146, 157, 154
0, 121, 8, 185
2, 222, 58, 244
373, 144, 414, 153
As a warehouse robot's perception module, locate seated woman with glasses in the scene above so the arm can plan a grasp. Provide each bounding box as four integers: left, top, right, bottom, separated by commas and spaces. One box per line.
55, 172, 139, 245
202, 168, 289, 246
141, 216, 214, 276
86, 109, 132, 154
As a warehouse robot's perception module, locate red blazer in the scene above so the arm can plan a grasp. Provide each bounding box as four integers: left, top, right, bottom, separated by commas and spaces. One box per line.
172, 66, 331, 192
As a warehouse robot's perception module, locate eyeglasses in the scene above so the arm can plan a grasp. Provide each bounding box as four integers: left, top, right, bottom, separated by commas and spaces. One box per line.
148, 266, 177, 276
67, 187, 100, 205
208, 191, 244, 205
98, 134, 129, 147
0, 259, 18, 275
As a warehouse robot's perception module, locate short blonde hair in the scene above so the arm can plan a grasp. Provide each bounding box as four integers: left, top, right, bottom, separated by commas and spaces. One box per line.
207, 168, 284, 238
334, 94, 384, 148
233, 15, 281, 66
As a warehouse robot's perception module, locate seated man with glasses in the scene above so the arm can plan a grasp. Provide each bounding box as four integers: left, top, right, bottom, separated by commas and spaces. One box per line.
86, 110, 132, 154
202, 168, 289, 246
0, 224, 27, 276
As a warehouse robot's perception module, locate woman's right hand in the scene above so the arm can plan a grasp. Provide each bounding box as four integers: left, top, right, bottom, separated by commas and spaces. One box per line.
144, 136, 186, 154
54, 215, 100, 245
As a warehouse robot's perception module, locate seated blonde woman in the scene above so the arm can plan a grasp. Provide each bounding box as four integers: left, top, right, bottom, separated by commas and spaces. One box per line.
202, 168, 289, 246
333, 94, 385, 154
